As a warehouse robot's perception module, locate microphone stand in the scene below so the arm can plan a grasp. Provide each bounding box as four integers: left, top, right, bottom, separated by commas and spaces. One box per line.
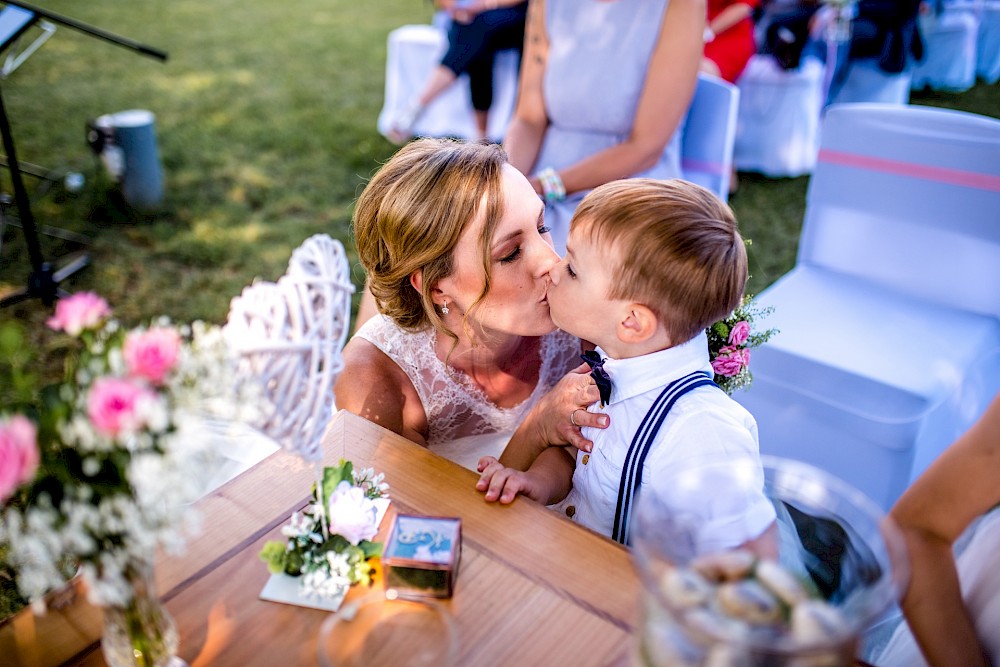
0, 1, 167, 308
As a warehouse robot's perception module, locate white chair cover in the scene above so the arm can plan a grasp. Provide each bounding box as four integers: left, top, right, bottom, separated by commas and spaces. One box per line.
978, 0, 1000, 83
733, 54, 826, 177
827, 59, 912, 106
735, 104, 1000, 510
680, 73, 739, 201
911, 5, 981, 92
376, 24, 519, 142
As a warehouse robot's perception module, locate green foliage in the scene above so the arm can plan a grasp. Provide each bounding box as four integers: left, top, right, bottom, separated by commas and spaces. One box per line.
321, 460, 355, 503
259, 540, 288, 575
0, 322, 39, 410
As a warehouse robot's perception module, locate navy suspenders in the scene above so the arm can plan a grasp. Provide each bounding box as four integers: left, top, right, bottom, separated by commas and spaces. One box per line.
611, 371, 718, 545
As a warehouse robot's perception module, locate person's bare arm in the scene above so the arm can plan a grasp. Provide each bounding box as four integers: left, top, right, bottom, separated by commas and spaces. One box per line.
476, 445, 575, 504
706, 2, 755, 38
334, 337, 429, 446
504, 0, 550, 179
890, 393, 1000, 667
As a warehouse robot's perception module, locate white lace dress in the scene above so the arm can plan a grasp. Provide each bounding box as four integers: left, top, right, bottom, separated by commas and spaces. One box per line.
354, 315, 581, 470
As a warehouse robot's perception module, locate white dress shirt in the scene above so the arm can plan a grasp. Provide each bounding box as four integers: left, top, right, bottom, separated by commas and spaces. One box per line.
555, 332, 776, 549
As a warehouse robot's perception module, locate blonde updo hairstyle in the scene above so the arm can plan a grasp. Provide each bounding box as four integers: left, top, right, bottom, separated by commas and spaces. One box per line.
353, 138, 507, 338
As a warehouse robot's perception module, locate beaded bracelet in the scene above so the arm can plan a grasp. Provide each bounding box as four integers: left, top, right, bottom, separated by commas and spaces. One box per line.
537, 167, 566, 203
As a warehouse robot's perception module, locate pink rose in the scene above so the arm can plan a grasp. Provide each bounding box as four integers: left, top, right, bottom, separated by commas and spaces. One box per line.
124, 327, 181, 385
728, 320, 751, 347
46, 292, 111, 336
87, 377, 153, 438
0, 415, 39, 504
711, 346, 744, 377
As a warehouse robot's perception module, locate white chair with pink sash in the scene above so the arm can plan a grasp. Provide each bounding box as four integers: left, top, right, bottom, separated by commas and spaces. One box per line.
734, 103, 1000, 510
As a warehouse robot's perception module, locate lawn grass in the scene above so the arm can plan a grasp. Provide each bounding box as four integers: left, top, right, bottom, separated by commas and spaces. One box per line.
1, 0, 430, 327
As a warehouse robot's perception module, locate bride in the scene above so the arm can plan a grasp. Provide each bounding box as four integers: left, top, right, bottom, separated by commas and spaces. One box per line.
336, 138, 604, 470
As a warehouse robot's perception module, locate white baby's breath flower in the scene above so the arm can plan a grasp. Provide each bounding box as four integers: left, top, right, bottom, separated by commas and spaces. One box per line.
82, 457, 100, 477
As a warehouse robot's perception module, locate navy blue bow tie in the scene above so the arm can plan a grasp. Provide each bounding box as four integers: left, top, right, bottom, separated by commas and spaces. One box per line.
581, 351, 613, 408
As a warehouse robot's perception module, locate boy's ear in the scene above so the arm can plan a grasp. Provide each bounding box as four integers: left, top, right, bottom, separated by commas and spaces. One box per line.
617, 304, 660, 344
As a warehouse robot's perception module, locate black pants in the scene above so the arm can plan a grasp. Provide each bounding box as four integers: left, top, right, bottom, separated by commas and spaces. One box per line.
441, 3, 528, 112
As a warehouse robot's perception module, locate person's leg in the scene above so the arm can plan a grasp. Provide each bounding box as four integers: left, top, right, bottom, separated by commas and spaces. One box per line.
467, 52, 495, 140
417, 66, 460, 108
387, 18, 488, 143
388, 8, 527, 143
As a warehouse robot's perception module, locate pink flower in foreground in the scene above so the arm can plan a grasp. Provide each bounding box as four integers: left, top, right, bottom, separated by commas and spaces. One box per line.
711, 346, 744, 378
124, 327, 181, 385
87, 377, 154, 438
46, 292, 110, 336
0, 415, 39, 504
728, 320, 751, 347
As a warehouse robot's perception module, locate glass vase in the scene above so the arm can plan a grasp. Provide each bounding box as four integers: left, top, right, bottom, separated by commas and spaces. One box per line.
101, 562, 185, 667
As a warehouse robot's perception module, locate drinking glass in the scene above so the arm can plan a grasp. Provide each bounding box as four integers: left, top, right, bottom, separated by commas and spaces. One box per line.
317, 592, 458, 667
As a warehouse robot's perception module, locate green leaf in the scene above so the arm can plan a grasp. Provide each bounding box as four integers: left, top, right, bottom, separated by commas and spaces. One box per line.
321, 459, 354, 502
259, 540, 288, 574
322, 534, 351, 554
283, 548, 305, 576
359, 540, 383, 560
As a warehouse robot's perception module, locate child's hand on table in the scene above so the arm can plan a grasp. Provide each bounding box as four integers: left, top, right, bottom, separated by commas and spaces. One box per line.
476, 456, 548, 504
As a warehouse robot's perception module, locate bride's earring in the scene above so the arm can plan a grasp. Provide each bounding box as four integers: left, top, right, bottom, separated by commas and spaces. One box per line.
441, 300, 450, 315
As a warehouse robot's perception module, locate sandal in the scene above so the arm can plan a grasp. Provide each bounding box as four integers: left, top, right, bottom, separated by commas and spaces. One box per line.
385, 98, 424, 145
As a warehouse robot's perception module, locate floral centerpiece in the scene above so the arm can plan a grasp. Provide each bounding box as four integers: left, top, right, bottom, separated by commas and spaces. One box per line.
260, 459, 389, 601
707, 294, 778, 395
0, 292, 260, 666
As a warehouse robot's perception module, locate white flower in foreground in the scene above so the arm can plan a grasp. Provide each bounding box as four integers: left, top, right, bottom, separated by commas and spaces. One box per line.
326, 481, 378, 545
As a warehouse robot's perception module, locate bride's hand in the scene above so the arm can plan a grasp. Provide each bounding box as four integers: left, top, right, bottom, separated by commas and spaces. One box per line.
500, 363, 608, 470
547, 363, 608, 452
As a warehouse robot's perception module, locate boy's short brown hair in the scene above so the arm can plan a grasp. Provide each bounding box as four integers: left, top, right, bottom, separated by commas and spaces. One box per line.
572, 178, 747, 345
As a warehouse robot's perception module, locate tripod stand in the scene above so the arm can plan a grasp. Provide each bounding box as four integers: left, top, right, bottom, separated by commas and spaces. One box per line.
0, 1, 166, 308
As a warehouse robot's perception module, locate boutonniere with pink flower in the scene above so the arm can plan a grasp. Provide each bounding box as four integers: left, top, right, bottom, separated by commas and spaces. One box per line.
707, 295, 778, 395
0, 292, 261, 611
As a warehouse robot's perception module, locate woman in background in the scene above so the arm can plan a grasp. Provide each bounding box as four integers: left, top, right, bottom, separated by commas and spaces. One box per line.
701, 0, 760, 83
503, 0, 704, 253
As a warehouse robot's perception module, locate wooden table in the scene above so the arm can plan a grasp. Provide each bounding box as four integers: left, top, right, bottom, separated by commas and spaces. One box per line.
5, 410, 641, 666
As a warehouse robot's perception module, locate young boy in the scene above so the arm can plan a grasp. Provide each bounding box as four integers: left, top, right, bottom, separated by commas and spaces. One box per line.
477, 178, 776, 549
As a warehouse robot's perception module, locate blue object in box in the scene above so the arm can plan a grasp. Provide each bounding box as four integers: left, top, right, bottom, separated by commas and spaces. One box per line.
383, 514, 461, 599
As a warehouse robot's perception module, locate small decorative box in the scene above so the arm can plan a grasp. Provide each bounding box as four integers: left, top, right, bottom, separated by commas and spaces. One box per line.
383, 514, 462, 599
